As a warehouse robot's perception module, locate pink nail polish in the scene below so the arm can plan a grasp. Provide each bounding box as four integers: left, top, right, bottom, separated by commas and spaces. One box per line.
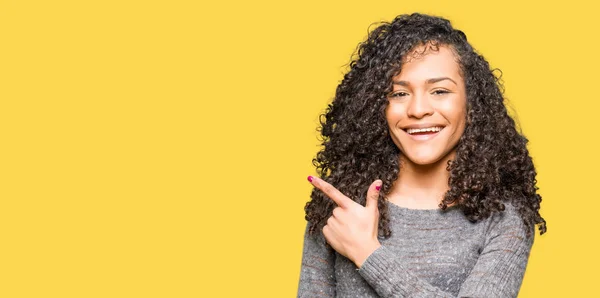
307, 176, 313, 182
375, 185, 381, 191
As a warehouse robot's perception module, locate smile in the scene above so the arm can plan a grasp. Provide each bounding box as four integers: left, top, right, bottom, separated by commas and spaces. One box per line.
403, 126, 444, 140
405, 126, 444, 134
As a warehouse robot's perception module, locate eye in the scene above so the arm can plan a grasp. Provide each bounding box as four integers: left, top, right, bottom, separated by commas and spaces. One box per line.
432, 89, 450, 95
389, 91, 409, 98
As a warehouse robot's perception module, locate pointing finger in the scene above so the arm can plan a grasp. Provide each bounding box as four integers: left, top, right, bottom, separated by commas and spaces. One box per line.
308, 176, 352, 209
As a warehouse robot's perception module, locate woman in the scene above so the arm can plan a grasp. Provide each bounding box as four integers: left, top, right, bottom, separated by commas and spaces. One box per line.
297, 13, 547, 298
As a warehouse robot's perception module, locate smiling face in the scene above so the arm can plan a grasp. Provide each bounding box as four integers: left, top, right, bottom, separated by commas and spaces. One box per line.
386, 44, 467, 167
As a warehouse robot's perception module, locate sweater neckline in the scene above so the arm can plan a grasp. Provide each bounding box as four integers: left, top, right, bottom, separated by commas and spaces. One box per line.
386, 201, 461, 218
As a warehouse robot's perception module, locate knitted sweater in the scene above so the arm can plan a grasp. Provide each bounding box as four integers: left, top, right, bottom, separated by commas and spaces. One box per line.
297, 202, 534, 297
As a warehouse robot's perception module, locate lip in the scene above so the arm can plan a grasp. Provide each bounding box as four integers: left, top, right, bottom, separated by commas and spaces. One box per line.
402, 126, 444, 141
401, 123, 446, 130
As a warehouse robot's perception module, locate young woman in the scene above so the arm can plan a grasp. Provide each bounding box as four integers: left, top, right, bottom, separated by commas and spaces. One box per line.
297, 13, 547, 297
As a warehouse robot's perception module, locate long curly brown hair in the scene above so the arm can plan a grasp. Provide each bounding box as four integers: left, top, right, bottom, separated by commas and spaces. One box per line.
304, 13, 547, 239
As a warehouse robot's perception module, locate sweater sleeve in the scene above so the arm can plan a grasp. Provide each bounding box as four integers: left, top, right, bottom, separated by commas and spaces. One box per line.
357, 205, 535, 298
297, 223, 336, 297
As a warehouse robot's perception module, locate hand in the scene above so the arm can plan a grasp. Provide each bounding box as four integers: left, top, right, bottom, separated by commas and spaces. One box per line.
308, 176, 383, 268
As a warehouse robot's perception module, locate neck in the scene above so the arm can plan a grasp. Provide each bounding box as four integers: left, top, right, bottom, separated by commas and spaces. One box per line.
388, 152, 455, 207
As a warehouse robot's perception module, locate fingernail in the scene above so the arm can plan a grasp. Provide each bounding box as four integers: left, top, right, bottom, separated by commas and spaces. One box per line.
307, 176, 313, 182
375, 185, 381, 191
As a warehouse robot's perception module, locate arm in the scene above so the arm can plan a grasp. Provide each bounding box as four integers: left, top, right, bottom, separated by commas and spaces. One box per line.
297, 223, 336, 298
357, 205, 535, 298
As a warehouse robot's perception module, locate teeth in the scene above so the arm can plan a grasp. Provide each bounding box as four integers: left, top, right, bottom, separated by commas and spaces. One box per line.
406, 127, 443, 134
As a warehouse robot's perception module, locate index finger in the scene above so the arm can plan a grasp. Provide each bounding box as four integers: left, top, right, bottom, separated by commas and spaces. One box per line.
308, 176, 352, 209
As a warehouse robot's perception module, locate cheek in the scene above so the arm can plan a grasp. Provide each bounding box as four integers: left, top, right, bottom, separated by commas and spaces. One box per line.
451, 106, 467, 125
384, 110, 393, 128
385, 103, 405, 125
439, 98, 467, 125
450, 107, 468, 140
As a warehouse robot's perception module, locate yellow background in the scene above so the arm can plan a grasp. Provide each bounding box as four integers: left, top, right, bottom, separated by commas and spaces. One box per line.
1, 0, 598, 297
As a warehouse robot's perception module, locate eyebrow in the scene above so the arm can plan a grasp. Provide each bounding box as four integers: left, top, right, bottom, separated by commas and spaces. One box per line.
392, 77, 458, 86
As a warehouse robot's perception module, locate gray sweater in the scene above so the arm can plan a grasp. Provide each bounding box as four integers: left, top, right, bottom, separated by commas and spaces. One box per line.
297, 202, 534, 297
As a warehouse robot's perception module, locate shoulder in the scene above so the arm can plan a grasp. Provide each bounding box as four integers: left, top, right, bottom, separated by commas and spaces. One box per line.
484, 202, 535, 246
490, 202, 522, 223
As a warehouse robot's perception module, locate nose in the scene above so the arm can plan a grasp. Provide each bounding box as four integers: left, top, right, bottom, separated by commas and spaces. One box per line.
406, 92, 434, 119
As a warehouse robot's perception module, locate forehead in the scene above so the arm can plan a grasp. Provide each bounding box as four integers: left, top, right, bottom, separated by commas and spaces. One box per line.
393, 44, 462, 82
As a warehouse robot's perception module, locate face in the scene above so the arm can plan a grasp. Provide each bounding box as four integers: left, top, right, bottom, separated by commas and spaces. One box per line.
386, 44, 467, 167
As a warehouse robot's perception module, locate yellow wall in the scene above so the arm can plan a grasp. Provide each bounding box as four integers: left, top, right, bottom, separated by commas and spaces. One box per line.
1, 0, 597, 297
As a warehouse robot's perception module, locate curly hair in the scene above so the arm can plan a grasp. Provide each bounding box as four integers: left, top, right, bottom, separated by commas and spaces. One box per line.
304, 13, 547, 240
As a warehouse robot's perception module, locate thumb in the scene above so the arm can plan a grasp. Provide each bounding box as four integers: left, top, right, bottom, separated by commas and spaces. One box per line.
366, 179, 382, 211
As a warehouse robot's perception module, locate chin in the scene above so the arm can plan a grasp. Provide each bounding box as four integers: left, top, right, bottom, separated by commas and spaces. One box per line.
402, 151, 450, 167
409, 158, 443, 166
